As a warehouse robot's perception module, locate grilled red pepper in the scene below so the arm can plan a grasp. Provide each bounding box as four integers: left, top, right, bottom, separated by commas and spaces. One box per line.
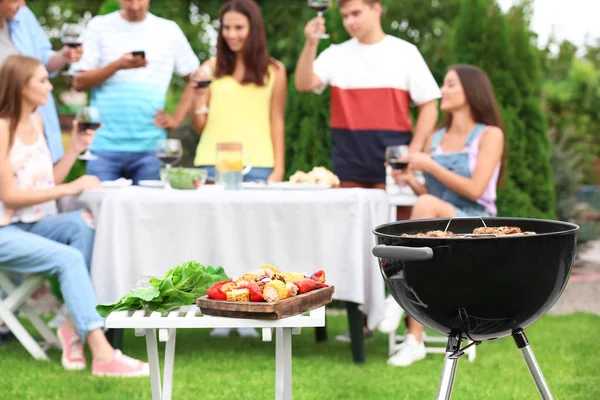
309, 270, 326, 283
207, 280, 234, 300
247, 282, 265, 302
293, 279, 328, 294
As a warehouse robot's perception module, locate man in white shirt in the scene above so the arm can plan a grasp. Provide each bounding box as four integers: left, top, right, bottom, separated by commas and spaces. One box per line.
296, 0, 440, 187
72, 0, 199, 184
295, 0, 440, 366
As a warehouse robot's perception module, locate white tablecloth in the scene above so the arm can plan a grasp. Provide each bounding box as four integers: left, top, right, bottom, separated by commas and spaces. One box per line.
80, 186, 390, 330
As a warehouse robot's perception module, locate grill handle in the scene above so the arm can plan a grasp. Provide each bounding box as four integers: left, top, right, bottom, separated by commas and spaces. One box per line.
372, 245, 434, 261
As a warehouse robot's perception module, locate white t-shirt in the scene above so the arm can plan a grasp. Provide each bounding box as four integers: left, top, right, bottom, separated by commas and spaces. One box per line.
71, 12, 200, 152
312, 35, 441, 183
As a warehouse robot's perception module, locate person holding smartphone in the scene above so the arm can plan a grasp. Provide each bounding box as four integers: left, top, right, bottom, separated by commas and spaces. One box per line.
71, 0, 199, 184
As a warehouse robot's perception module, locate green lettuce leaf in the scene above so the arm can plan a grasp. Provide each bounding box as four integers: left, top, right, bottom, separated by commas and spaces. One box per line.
96, 261, 229, 317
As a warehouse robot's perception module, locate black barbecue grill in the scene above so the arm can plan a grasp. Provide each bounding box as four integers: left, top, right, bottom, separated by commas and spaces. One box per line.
372, 217, 579, 400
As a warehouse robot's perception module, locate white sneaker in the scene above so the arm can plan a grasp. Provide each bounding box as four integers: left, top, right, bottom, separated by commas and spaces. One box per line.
210, 328, 232, 337
387, 333, 426, 367
237, 328, 259, 338
377, 296, 404, 333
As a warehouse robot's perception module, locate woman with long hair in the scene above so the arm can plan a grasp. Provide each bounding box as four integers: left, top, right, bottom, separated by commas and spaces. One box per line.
0, 55, 149, 376
190, 0, 287, 183
387, 65, 505, 366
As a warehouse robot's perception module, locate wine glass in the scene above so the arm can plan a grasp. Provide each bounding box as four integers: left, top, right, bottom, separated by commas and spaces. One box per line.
385, 145, 409, 170
193, 65, 213, 115
308, 0, 331, 39
60, 23, 82, 77
75, 106, 101, 161
156, 138, 183, 184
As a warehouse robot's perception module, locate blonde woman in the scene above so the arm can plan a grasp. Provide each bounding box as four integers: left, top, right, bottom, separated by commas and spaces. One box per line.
0, 55, 149, 377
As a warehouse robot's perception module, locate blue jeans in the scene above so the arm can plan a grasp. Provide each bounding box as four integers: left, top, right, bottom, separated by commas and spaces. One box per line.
197, 166, 273, 182
0, 211, 103, 342
87, 150, 161, 185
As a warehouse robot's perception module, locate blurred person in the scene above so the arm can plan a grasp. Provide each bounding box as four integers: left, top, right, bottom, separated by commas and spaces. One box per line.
387, 65, 505, 366
0, 55, 150, 376
0, 0, 83, 163
294, 0, 440, 342
190, 0, 287, 183
71, 0, 199, 184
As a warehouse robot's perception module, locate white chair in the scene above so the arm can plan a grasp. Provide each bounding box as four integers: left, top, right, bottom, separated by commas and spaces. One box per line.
0, 271, 62, 360
385, 307, 477, 362
385, 189, 476, 361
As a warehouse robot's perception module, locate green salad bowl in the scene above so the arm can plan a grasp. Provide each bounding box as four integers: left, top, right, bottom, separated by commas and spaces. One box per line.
168, 167, 208, 190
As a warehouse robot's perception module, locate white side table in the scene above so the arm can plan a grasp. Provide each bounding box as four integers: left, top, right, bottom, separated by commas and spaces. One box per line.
106, 305, 326, 400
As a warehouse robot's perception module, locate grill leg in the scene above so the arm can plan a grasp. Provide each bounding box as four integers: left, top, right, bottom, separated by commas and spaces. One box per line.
436, 332, 462, 400
513, 329, 554, 400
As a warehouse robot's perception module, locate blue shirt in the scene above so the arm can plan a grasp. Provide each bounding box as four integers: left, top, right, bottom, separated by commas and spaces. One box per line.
71, 12, 199, 152
8, 6, 64, 163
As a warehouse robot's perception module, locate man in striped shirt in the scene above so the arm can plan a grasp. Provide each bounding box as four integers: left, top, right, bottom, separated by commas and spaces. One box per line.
72, 0, 199, 184
295, 0, 440, 366
295, 0, 440, 189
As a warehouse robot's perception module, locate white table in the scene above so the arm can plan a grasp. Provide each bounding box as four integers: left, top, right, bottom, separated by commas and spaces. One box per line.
80, 186, 389, 331
106, 305, 325, 400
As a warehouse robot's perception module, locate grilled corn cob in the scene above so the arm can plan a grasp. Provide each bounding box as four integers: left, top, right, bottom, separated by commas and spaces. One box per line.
281, 272, 305, 284
286, 282, 299, 297
263, 280, 289, 302
234, 278, 251, 288
260, 264, 280, 274
226, 288, 250, 302
242, 271, 257, 281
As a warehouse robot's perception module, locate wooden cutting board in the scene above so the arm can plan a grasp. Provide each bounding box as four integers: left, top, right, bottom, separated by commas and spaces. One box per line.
196, 286, 335, 320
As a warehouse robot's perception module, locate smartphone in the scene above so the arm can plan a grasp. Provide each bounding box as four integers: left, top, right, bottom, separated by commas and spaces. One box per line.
195, 80, 211, 88
132, 50, 145, 59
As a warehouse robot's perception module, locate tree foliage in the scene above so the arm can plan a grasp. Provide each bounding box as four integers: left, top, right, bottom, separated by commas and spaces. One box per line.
452, 0, 554, 218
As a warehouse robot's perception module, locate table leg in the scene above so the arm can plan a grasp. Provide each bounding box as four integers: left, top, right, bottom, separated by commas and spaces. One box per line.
275, 327, 293, 400
346, 302, 366, 364
315, 326, 328, 342
145, 329, 163, 400
162, 329, 177, 400
106, 328, 124, 350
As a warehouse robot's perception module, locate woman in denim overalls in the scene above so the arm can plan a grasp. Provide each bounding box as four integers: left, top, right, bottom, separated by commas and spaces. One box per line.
386, 65, 505, 367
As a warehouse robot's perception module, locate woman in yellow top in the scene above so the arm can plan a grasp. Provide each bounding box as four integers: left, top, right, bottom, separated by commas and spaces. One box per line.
190, 0, 287, 183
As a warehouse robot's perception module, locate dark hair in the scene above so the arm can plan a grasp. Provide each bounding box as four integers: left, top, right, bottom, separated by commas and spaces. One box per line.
338, 0, 380, 6
442, 64, 507, 187
216, 0, 273, 86
0, 55, 43, 151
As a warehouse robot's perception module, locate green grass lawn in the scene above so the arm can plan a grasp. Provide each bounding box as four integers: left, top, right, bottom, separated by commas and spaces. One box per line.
1, 313, 599, 399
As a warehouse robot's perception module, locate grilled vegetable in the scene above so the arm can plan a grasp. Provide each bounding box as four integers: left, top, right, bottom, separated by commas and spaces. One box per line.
207, 280, 235, 300
260, 264, 280, 274
247, 282, 265, 302
263, 280, 289, 302
293, 279, 328, 294
226, 288, 250, 302
234, 278, 251, 288
309, 270, 326, 283
286, 282, 299, 297
281, 272, 306, 284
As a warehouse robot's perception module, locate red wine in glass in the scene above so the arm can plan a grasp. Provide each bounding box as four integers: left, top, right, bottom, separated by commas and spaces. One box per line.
308, 0, 330, 39
78, 122, 101, 132
309, 4, 329, 12
157, 155, 181, 165
195, 80, 211, 88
